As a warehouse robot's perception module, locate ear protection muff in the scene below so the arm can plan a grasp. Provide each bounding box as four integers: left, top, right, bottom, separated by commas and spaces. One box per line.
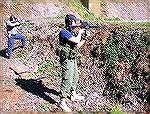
65, 14, 72, 26
65, 14, 77, 26
65, 14, 79, 32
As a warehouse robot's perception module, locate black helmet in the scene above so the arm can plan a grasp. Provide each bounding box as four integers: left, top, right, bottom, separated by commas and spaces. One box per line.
10, 15, 18, 22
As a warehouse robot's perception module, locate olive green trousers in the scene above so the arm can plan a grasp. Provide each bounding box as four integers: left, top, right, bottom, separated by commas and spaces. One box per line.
60, 58, 79, 98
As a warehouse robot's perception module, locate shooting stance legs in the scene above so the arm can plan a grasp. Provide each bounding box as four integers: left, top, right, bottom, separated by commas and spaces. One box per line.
7, 33, 26, 58
59, 59, 84, 112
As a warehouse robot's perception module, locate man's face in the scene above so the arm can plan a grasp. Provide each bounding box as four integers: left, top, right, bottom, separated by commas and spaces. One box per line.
72, 25, 81, 35
71, 20, 81, 26
69, 19, 82, 35
71, 20, 76, 26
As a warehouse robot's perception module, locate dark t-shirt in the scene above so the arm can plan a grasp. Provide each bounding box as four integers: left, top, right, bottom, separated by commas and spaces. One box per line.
59, 28, 74, 46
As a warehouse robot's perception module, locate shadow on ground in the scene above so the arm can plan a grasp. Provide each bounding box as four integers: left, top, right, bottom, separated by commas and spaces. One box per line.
15, 78, 60, 105
0, 46, 20, 58
0, 48, 8, 58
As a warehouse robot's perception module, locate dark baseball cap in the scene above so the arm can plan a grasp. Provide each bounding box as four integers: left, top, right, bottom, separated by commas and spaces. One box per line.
65, 14, 80, 22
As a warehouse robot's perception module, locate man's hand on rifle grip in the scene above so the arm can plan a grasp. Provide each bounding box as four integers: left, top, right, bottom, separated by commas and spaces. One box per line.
85, 31, 90, 37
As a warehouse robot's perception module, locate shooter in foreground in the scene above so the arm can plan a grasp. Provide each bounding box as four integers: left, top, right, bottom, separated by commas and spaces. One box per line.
58, 14, 90, 112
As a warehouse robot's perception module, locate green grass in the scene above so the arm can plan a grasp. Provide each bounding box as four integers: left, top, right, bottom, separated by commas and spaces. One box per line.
68, 0, 101, 21
104, 17, 123, 22
107, 22, 150, 29
11, 0, 17, 4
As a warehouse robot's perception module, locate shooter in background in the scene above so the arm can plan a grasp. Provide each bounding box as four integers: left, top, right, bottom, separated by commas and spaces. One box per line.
58, 14, 90, 112
5, 15, 26, 59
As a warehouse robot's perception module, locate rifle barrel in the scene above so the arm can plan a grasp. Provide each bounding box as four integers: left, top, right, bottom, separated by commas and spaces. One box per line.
89, 25, 105, 29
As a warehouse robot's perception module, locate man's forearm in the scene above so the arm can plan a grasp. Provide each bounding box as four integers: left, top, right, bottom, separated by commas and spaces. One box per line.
76, 32, 82, 41
7, 21, 20, 27
68, 29, 85, 44
76, 40, 85, 48
74, 29, 85, 43
69, 32, 83, 44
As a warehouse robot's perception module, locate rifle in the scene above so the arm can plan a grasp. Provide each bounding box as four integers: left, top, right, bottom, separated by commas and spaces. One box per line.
80, 20, 107, 30
5, 18, 33, 31
70, 20, 107, 35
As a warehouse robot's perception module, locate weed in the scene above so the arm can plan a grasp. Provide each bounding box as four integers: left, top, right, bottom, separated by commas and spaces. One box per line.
39, 103, 52, 111
26, 33, 33, 41
28, 73, 37, 79
109, 105, 125, 114
22, 21, 32, 29
37, 61, 51, 74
